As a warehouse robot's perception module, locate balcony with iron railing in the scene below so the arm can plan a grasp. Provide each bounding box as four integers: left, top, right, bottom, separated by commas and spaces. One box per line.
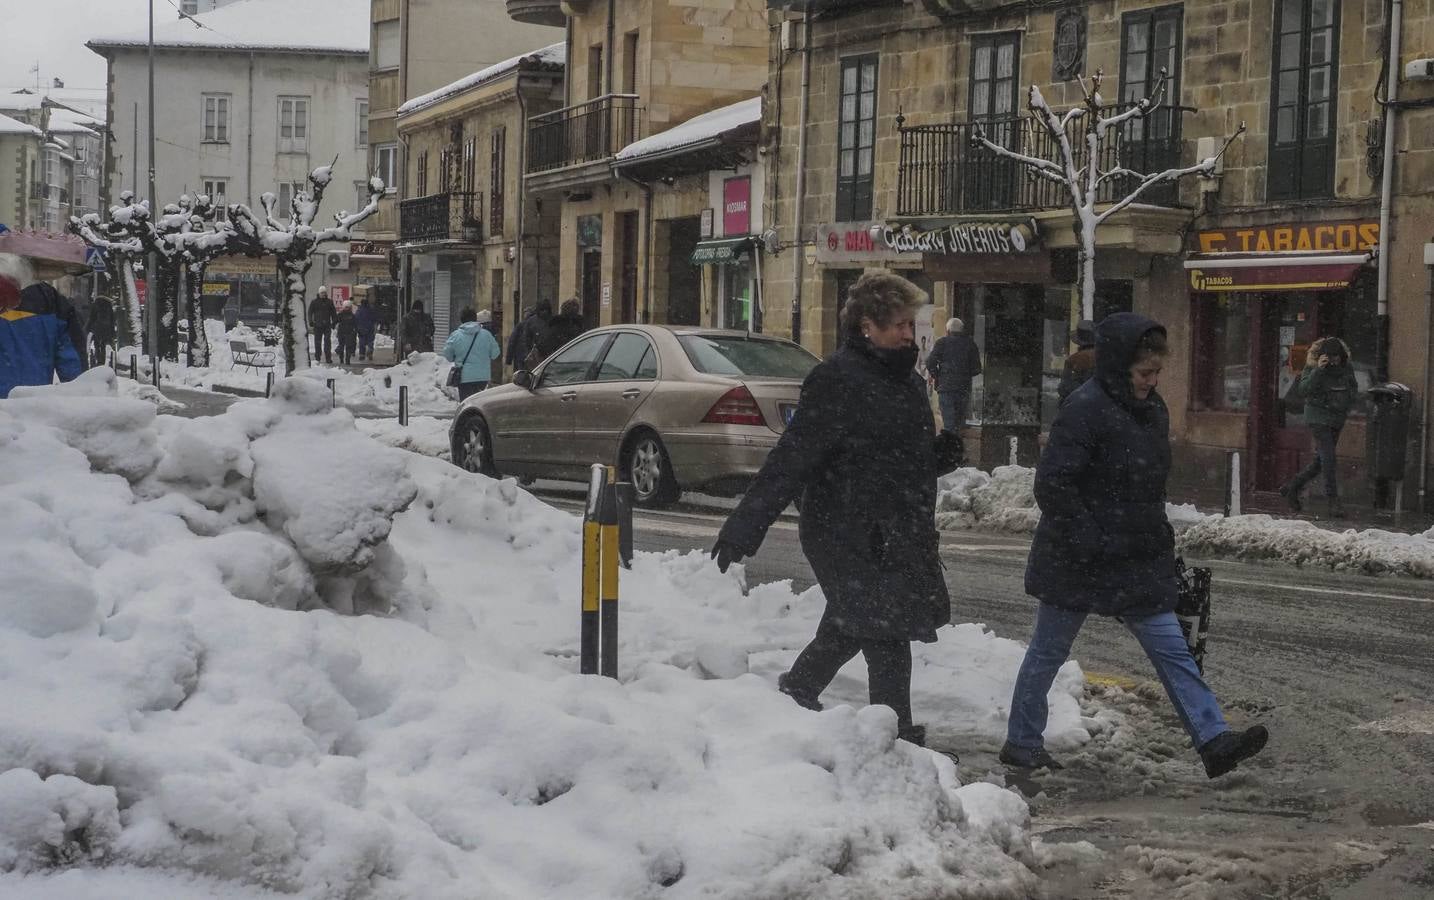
896, 105, 1194, 218
399, 191, 483, 244
526, 93, 641, 178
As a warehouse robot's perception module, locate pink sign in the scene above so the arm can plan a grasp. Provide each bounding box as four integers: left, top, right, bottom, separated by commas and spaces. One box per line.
722, 176, 751, 237
329, 286, 352, 309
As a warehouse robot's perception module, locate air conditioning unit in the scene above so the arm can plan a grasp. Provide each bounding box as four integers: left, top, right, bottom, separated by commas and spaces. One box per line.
326, 251, 350, 270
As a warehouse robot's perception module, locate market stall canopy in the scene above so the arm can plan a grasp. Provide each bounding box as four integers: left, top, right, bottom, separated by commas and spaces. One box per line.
0, 229, 90, 280
690, 236, 756, 266
1183, 253, 1373, 293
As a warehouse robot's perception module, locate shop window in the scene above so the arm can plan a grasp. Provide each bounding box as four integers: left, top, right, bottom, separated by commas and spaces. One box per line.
1268, 0, 1338, 200
720, 257, 758, 332
836, 55, 877, 222
967, 32, 1020, 210
1192, 294, 1253, 412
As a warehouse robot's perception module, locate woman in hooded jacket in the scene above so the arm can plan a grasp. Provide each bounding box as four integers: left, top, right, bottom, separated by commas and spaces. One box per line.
710, 273, 964, 748
1002, 312, 1268, 779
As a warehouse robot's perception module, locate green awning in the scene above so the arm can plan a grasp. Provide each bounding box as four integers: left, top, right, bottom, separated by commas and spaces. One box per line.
691, 236, 754, 266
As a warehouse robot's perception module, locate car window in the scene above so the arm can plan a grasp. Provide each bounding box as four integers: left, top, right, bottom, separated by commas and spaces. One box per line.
594, 333, 657, 382
678, 335, 820, 378
541, 334, 609, 386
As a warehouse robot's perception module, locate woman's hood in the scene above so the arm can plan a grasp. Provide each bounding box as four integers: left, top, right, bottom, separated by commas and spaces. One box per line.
1095, 312, 1166, 381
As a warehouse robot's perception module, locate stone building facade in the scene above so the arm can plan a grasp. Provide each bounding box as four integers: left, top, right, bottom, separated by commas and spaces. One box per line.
762, 0, 1434, 509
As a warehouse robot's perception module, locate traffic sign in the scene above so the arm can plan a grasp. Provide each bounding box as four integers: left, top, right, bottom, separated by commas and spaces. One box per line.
85, 247, 106, 271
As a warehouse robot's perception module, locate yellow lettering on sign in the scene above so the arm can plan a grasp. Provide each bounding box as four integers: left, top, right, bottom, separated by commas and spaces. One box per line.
1236, 230, 1255, 252
1256, 231, 1272, 252
1314, 226, 1334, 251
1199, 232, 1225, 252
1295, 229, 1312, 251
1358, 223, 1380, 249
1336, 224, 1357, 250
1273, 228, 1293, 251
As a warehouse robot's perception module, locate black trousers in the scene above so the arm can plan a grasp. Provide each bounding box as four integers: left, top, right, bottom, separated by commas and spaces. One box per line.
457, 381, 487, 400
313, 328, 332, 362
783, 612, 914, 729
1292, 424, 1341, 497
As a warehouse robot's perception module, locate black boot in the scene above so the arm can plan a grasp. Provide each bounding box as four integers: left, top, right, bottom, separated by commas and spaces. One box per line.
1278, 480, 1303, 513
776, 672, 822, 712
1200, 725, 1269, 778
999, 741, 1064, 770
897, 724, 927, 747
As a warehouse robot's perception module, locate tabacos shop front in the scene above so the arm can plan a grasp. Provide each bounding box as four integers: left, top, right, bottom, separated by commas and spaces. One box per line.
1182, 219, 1379, 498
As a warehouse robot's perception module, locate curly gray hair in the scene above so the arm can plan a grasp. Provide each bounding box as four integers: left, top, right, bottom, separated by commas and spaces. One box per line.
839, 272, 925, 340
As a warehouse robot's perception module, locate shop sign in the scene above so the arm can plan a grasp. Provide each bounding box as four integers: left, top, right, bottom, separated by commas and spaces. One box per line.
815, 221, 903, 264
329, 286, 352, 308
201, 282, 230, 296
883, 219, 1039, 256
723, 176, 751, 237
349, 239, 392, 258
1195, 221, 1379, 254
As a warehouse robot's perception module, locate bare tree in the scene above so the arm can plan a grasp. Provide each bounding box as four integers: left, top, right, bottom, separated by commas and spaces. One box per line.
70, 192, 146, 351
972, 69, 1245, 321
225, 164, 384, 375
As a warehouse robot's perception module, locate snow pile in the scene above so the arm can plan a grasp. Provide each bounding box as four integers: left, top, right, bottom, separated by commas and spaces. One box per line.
935, 466, 1041, 533
1179, 515, 1434, 578
354, 415, 450, 460
0, 384, 1080, 898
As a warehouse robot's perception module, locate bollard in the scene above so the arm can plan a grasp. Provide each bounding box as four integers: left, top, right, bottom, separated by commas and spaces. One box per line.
129, 355, 138, 381
580, 464, 605, 676
110, 351, 117, 371
1223, 450, 1242, 517
265, 371, 275, 398
398, 385, 409, 426
326, 378, 336, 408
615, 482, 635, 569
1008, 435, 1018, 467
151, 360, 161, 389
599, 465, 620, 679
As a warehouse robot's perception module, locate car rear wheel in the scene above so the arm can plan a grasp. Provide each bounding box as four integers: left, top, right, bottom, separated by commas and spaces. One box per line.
452, 414, 496, 477
625, 431, 679, 509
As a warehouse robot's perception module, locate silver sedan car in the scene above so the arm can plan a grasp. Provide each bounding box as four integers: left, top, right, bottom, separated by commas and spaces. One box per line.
448, 325, 820, 507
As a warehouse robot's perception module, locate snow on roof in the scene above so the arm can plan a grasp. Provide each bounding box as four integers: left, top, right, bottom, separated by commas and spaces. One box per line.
397, 42, 566, 117
616, 96, 760, 163
0, 89, 107, 123
49, 107, 105, 131
0, 112, 42, 137
89, 0, 369, 55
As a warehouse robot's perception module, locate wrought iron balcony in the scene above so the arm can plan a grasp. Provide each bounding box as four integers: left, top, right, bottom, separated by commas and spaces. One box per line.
399, 191, 483, 244
527, 93, 641, 175
506, 0, 565, 26
896, 105, 1194, 218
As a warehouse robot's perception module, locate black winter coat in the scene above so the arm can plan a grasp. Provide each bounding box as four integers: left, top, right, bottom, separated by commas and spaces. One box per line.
1025, 312, 1178, 618
335, 310, 357, 342
308, 297, 334, 331
539, 312, 585, 357
926, 334, 982, 394
718, 336, 961, 642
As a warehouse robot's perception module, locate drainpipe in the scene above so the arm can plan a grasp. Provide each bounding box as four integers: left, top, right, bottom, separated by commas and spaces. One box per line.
1375, 0, 1402, 383
516, 79, 530, 356
789, 6, 812, 347
606, 0, 616, 94
1421, 245, 1432, 510
246, 53, 255, 206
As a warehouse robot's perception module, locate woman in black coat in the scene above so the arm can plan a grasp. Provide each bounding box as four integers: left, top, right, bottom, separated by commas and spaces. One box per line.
712, 273, 963, 747
1002, 312, 1268, 778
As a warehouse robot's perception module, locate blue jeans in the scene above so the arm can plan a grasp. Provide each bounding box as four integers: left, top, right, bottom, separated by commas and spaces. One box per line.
938, 389, 969, 434
1007, 604, 1228, 751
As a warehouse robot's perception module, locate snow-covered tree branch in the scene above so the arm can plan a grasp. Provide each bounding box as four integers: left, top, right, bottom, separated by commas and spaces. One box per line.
971, 68, 1245, 320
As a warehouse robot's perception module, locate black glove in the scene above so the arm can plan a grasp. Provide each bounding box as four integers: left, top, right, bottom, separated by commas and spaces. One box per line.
934, 430, 965, 474
710, 540, 745, 574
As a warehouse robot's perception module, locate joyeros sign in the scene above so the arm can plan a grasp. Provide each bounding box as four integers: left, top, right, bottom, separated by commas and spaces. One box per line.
883, 219, 1040, 256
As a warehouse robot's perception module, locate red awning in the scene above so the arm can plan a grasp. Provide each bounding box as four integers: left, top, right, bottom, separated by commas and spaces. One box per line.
1183, 253, 1371, 293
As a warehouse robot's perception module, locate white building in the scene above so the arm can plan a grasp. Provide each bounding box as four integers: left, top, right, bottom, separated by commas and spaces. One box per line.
87, 0, 371, 320
0, 113, 44, 232
0, 92, 107, 233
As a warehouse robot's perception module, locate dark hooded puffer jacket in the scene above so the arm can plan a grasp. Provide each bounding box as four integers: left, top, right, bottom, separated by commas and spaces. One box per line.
1025, 312, 1178, 618
718, 335, 961, 642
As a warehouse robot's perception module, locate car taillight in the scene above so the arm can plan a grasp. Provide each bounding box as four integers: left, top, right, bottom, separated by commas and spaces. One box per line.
703, 386, 767, 426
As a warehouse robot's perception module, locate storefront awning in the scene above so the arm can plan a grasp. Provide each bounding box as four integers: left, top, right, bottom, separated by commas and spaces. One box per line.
1183, 253, 1372, 293
691, 236, 755, 266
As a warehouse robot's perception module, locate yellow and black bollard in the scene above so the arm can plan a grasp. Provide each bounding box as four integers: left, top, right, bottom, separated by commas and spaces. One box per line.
580, 464, 605, 675
599, 466, 621, 679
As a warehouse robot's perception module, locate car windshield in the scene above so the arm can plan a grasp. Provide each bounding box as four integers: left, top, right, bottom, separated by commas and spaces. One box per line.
678, 335, 819, 379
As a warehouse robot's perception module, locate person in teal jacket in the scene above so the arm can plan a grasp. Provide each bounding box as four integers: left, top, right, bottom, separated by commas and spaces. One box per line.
1280, 337, 1359, 518
443, 307, 501, 400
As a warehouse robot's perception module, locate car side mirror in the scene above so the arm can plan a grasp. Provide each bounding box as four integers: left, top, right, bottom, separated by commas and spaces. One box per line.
513, 369, 534, 390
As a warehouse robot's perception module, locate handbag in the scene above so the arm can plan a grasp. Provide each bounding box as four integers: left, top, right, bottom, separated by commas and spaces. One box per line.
446, 331, 479, 388
1174, 557, 1212, 674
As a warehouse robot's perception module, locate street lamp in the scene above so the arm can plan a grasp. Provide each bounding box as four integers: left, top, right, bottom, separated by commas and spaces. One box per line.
147, 0, 159, 374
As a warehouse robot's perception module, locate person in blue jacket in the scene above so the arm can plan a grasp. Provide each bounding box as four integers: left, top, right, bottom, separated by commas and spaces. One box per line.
443, 307, 500, 400
1, 258, 84, 398
1002, 312, 1268, 779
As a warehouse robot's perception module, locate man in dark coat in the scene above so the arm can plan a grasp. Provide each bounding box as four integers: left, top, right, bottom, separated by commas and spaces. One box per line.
926, 317, 982, 433
1055, 319, 1096, 404
355, 297, 378, 361
1279, 337, 1358, 517
400, 300, 434, 356
87, 297, 116, 369
308, 289, 334, 363
538, 298, 585, 358
711, 273, 964, 748
1003, 312, 1268, 778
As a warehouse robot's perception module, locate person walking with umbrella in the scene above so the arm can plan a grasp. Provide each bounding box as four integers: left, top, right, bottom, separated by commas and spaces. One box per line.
710, 272, 965, 748
1002, 313, 1268, 778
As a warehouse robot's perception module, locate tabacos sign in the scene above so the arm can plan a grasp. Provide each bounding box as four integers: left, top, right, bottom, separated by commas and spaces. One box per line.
1195, 221, 1379, 254
883, 219, 1040, 256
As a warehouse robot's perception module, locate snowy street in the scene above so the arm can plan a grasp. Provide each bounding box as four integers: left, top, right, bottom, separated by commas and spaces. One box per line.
537, 486, 1434, 899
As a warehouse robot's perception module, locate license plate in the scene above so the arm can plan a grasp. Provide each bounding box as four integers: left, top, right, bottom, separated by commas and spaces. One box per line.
781, 404, 797, 425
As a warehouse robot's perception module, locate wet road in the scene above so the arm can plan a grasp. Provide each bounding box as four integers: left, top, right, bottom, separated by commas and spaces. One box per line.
541, 488, 1434, 899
